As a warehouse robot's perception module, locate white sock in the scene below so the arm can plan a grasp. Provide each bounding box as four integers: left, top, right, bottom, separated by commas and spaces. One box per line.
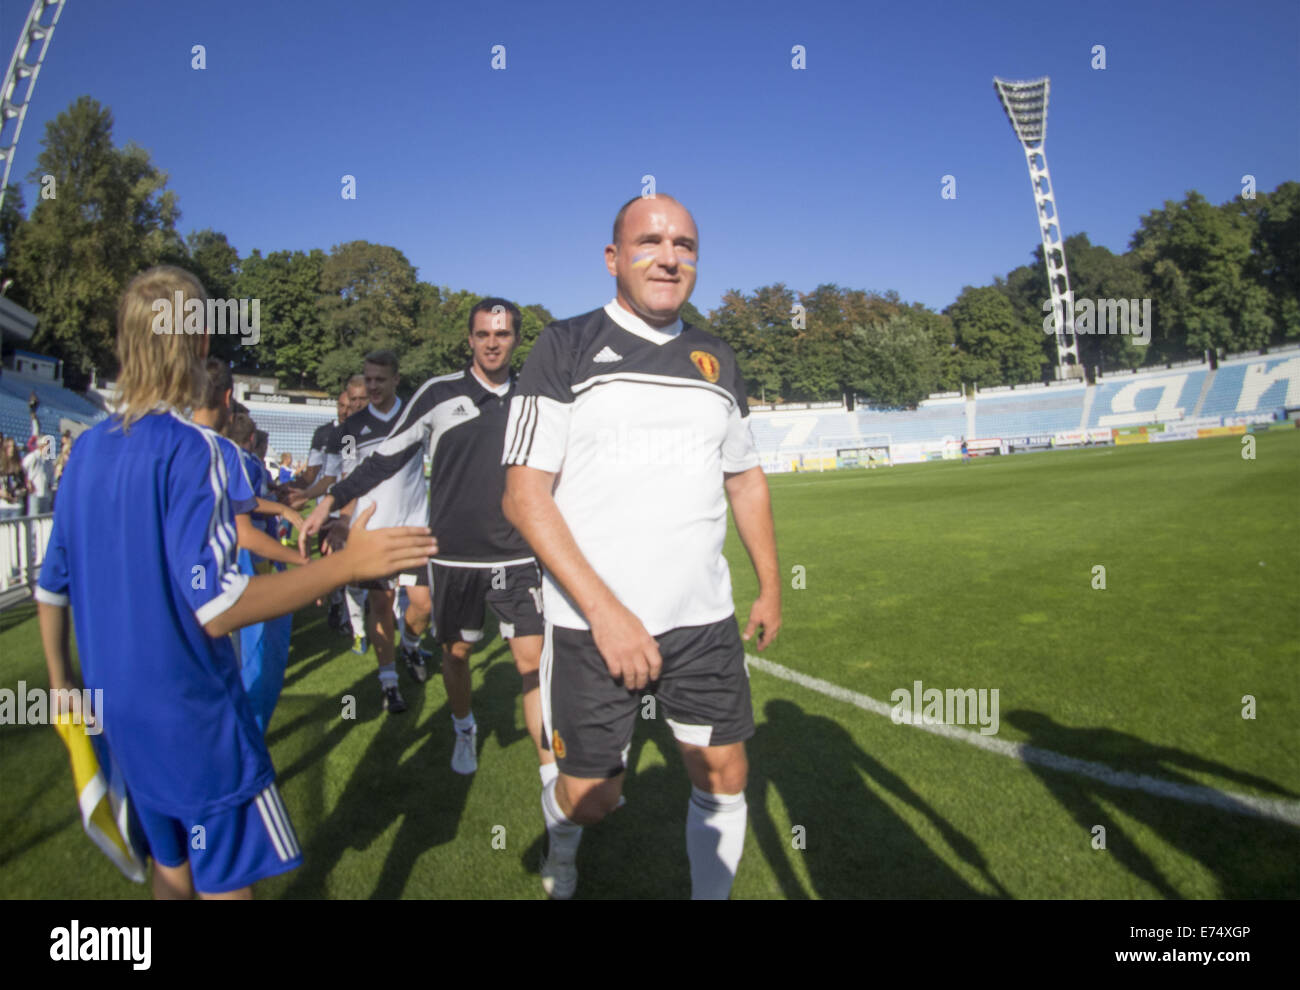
541, 777, 583, 861
453, 712, 475, 734
539, 761, 559, 786
686, 786, 747, 900
345, 586, 367, 634
377, 663, 398, 688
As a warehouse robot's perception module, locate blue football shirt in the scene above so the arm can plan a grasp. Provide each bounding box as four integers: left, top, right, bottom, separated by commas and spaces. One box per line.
218, 435, 258, 517
37, 409, 274, 819
237, 446, 280, 540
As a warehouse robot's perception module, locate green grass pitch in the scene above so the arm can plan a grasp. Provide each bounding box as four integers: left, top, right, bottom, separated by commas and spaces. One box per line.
2, 431, 1297, 898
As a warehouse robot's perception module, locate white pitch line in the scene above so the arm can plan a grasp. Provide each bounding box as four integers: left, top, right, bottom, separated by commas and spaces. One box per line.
745, 654, 1300, 828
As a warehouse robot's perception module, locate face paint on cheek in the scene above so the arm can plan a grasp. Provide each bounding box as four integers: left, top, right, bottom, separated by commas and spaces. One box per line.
679, 259, 697, 274
630, 253, 655, 270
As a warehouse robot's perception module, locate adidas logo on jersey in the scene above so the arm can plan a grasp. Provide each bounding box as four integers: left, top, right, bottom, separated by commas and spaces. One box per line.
593, 346, 623, 363
359, 425, 372, 435
452, 406, 468, 417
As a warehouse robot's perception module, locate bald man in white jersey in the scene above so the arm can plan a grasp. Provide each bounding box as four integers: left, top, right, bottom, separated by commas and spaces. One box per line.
503, 194, 781, 899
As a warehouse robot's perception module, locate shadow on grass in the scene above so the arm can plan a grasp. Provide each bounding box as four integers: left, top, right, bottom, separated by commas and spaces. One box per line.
513, 697, 1003, 899
749, 699, 1006, 898
1005, 710, 1300, 898
280, 609, 352, 691
275, 664, 441, 898
273, 632, 526, 898
0, 598, 36, 635
0, 723, 81, 870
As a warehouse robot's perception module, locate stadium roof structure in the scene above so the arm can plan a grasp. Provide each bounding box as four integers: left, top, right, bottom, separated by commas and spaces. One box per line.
0, 295, 37, 342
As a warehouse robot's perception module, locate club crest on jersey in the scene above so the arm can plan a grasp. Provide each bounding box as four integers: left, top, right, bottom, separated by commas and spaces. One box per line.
690, 350, 720, 383
552, 730, 567, 759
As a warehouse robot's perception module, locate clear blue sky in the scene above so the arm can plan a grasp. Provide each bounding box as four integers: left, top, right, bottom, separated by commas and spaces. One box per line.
3, 0, 1297, 318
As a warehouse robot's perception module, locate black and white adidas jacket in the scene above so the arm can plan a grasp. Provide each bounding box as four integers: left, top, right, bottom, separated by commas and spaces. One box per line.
328, 367, 533, 566
326, 398, 428, 531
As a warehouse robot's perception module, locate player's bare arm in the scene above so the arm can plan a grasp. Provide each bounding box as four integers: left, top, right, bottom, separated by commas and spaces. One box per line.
253, 496, 304, 532
287, 472, 336, 510
503, 464, 662, 691
724, 465, 781, 650
235, 514, 308, 567
38, 601, 76, 698
298, 493, 336, 554
299, 437, 420, 553
207, 505, 436, 638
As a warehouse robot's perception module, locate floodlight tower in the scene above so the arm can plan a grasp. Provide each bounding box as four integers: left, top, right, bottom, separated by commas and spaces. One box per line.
0, 0, 66, 214
993, 76, 1081, 379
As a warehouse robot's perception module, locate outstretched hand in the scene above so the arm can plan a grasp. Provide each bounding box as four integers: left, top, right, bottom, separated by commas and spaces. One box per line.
337, 503, 437, 583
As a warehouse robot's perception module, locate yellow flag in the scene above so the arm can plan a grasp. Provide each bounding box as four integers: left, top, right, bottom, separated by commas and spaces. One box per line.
52, 714, 147, 883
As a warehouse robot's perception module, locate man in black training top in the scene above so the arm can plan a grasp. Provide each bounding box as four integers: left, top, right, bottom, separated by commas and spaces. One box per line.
302, 300, 554, 784
291, 378, 368, 633
320, 352, 431, 714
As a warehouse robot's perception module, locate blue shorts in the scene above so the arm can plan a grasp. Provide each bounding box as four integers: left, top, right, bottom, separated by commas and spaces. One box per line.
135, 783, 303, 894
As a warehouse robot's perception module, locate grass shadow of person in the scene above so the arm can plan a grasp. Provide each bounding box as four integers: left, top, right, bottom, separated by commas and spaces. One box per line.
366, 639, 519, 898
279, 665, 459, 898
748, 699, 1007, 899
1004, 709, 1300, 898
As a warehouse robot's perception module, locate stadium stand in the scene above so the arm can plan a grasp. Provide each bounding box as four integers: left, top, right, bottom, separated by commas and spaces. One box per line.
745, 351, 1299, 468
241, 403, 333, 463
972, 388, 1085, 438
0, 376, 106, 452
1200, 354, 1300, 421
857, 405, 967, 444
0, 374, 104, 420
1085, 368, 1208, 429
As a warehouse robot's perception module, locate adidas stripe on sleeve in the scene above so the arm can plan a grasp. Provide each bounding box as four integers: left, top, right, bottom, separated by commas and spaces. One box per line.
504, 323, 574, 473
175, 428, 250, 625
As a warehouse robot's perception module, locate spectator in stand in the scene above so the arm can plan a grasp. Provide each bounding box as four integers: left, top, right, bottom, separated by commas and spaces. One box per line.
23, 439, 54, 515
1, 436, 27, 519
55, 431, 74, 485
277, 452, 294, 486
27, 392, 40, 452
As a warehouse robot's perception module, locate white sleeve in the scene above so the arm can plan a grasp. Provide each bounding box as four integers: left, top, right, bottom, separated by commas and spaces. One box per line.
503, 395, 570, 473
721, 409, 760, 473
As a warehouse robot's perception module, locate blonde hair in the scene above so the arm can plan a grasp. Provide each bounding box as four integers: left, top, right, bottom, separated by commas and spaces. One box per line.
114, 265, 208, 430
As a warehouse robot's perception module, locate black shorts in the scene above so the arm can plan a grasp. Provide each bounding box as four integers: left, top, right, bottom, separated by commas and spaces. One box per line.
354, 566, 430, 594
429, 561, 543, 645
541, 616, 754, 779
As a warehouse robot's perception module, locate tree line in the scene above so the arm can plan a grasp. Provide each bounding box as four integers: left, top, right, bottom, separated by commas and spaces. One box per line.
1, 96, 1295, 406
